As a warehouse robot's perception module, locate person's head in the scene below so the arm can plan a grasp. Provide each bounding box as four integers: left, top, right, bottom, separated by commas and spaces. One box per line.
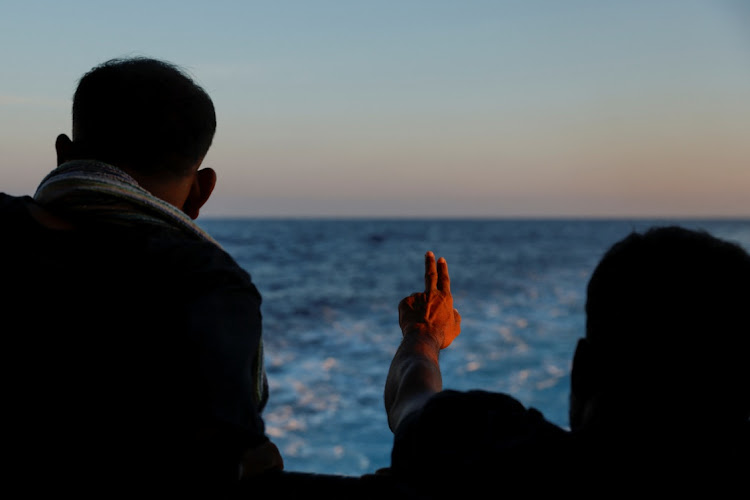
55, 56, 217, 218
570, 226, 750, 434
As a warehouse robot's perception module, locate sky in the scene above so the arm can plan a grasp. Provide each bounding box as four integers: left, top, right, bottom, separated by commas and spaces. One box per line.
1, 0, 748, 218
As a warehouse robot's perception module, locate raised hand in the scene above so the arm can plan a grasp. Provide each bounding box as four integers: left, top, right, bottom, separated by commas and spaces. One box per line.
398, 251, 461, 349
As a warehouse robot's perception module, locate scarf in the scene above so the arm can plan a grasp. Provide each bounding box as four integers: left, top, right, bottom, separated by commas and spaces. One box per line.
33, 160, 268, 408
33, 159, 221, 247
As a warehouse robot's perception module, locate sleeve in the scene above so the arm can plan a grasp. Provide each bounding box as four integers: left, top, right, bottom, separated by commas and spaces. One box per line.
175, 269, 273, 490
186, 276, 269, 451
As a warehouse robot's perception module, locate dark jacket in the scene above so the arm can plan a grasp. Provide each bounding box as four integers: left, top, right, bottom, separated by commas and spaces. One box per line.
0, 193, 268, 495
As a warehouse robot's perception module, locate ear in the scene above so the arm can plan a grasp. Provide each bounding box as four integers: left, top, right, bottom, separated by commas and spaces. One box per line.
55, 134, 75, 166
183, 167, 216, 220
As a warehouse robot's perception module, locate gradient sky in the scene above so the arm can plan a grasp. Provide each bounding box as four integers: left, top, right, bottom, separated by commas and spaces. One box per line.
2, 0, 748, 217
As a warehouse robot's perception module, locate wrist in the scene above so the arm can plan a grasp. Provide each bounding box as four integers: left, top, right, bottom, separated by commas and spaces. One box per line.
401, 325, 444, 351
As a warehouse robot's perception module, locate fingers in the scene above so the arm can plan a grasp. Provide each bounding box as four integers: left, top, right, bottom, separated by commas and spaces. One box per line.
436, 257, 451, 293
424, 252, 452, 294
424, 251, 437, 292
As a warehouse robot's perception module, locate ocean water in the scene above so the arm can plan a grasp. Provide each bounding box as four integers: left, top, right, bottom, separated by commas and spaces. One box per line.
198, 218, 750, 476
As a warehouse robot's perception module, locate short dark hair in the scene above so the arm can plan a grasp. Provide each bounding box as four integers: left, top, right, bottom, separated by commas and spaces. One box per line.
72, 57, 216, 177
585, 226, 750, 421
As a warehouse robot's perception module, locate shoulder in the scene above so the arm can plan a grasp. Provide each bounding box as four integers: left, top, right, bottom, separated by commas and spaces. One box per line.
391, 389, 570, 489
398, 389, 566, 445
0, 193, 77, 230
141, 231, 255, 289
0, 193, 33, 226
0, 192, 22, 207
2, 207, 260, 318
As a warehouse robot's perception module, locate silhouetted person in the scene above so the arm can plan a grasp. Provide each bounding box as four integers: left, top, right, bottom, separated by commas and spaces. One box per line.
384, 227, 749, 496
0, 57, 282, 497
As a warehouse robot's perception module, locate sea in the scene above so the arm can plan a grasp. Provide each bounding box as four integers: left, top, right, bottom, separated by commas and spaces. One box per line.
197, 217, 750, 476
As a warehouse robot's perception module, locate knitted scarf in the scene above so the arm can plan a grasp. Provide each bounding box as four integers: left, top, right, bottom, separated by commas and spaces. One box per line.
33, 160, 268, 408
33, 159, 221, 247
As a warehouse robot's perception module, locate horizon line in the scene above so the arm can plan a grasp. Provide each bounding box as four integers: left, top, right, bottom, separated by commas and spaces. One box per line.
199, 214, 750, 221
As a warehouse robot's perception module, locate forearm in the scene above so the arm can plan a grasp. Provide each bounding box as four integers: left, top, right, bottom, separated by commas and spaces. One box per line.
386, 251, 461, 433
384, 332, 443, 433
